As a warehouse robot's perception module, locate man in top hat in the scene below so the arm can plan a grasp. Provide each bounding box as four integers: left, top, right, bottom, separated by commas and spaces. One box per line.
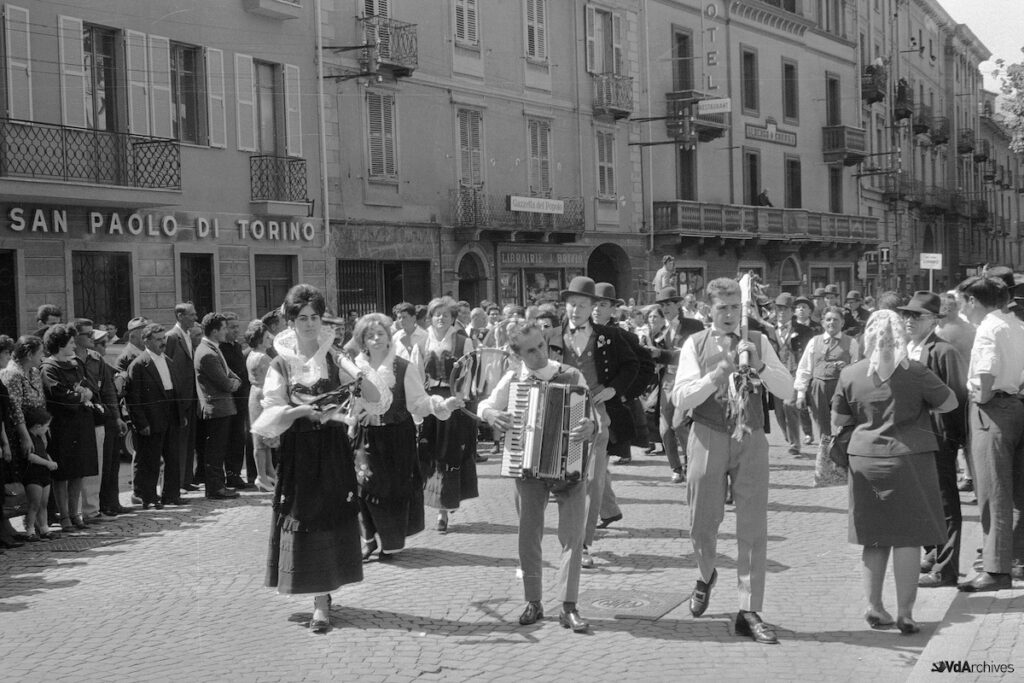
559, 277, 638, 569
651, 286, 705, 483
771, 294, 816, 455
843, 290, 870, 337
823, 284, 841, 307
899, 291, 968, 588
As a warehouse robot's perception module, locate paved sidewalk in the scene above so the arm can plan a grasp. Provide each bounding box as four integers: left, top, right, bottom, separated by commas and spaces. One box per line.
1, 432, 1020, 682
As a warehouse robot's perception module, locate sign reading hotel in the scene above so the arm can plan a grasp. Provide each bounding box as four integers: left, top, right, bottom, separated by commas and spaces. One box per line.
745, 120, 797, 147
507, 195, 564, 215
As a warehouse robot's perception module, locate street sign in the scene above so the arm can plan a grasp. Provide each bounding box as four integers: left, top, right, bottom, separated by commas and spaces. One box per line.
879, 247, 891, 265
919, 253, 942, 270
697, 97, 732, 115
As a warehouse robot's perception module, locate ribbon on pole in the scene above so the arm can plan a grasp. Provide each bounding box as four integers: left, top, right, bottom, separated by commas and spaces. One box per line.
726, 273, 763, 440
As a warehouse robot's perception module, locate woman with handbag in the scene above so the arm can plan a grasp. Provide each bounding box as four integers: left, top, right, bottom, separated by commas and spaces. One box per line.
831, 309, 956, 634
348, 313, 463, 561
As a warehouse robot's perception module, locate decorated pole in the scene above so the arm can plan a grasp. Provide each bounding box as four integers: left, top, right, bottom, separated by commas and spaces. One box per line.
727, 273, 762, 440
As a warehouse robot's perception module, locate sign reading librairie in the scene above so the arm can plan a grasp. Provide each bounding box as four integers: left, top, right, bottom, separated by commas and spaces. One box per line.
919, 253, 943, 270
507, 195, 564, 215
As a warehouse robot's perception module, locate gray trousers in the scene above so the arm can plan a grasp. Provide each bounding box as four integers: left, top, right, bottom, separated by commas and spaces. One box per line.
516, 478, 586, 603
660, 376, 688, 471
583, 405, 610, 547
970, 397, 1024, 574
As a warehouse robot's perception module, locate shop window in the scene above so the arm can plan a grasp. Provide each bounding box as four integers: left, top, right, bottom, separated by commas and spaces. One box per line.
72, 251, 132, 328
337, 259, 431, 313
254, 254, 294, 317
0, 251, 17, 337
179, 253, 215, 319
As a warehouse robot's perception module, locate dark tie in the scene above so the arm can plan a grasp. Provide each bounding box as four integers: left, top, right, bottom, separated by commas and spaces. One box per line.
570, 325, 587, 335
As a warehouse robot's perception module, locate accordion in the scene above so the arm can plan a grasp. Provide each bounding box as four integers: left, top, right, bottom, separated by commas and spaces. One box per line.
499, 380, 590, 482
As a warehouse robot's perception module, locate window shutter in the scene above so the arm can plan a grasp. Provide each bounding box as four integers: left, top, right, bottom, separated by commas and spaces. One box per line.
526, 0, 546, 61
383, 93, 395, 175
205, 47, 226, 147
367, 91, 395, 177
4, 4, 32, 120
535, 0, 546, 60
364, 0, 389, 17
284, 63, 302, 157
539, 121, 550, 192
124, 30, 150, 135
458, 109, 482, 185
611, 13, 623, 75
148, 35, 172, 138
234, 53, 256, 152
57, 15, 86, 128
584, 5, 596, 74
466, 0, 478, 44
456, 0, 478, 44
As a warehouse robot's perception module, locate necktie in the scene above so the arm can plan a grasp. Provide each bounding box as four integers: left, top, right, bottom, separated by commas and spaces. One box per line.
570, 325, 587, 335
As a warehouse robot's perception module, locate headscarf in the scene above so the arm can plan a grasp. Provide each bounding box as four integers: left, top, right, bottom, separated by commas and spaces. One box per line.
862, 309, 908, 382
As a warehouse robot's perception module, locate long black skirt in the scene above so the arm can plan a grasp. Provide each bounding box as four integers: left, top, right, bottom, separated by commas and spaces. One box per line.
357, 419, 424, 551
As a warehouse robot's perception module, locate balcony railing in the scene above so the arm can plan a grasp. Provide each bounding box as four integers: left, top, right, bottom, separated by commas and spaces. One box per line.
973, 138, 990, 163
822, 125, 867, 166
359, 15, 418, 77
912, 104, 932, 136
0, 118, 180, 190
923, 185, 953, 214
592, 73, 633, 119
982, 159, 997, 182
652, 200, 879, 242
250, 155, 308, 202
665, 90, 728, 142
894, 82, 914, 121
882, 172, 924, 204
957, 129, 975, 155
929, 116, 950, 145
450, 186, 585, 233
861, 65, 886, 104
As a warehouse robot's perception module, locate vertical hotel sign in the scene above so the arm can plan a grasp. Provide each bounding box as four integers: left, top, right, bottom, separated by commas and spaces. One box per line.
701, 2, 725, 93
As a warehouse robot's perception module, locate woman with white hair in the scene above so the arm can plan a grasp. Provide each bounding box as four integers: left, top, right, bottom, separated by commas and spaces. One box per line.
832, 309, 956, 634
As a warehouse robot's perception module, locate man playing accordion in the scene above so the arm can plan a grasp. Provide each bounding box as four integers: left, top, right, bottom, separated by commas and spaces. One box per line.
478, 322, 597, 632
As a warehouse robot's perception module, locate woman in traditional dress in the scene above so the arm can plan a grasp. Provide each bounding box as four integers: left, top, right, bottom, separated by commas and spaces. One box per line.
256, 284, 390, 634
348, 313, 463, 560
420, 296, 477, 533
795, 305, 861, 486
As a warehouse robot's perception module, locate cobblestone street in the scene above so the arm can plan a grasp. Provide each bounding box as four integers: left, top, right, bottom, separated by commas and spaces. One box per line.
1, 431, 1020, 682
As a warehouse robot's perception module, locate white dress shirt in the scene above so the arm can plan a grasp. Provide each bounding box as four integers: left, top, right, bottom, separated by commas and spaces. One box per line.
150, 351, 174, 390
968, 309, 1024, 394
793, 333, 861, 394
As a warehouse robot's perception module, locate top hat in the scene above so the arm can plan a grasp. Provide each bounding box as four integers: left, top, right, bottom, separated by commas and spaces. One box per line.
561, 276, 599, 302
126, 317, 149, 332
655, 286, 684, 304
793, 295, 813, 308
824, 284, 840, 295
897, 290, 942, 317
846, 290, 863, 301
812, 287, 826, 298
774, 293, 795, 308
594, 282, 625, 306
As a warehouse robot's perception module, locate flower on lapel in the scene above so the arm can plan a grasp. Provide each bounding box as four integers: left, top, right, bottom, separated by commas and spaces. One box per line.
596, 334, 610, 349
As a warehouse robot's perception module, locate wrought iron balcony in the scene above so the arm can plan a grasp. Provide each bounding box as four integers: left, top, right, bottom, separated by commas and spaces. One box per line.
449, 185, 584, 236
861, 65, 886, 104
822, 125, 867, 166
592, 73, 633, 120
923, 185, 953, 214
957, 129, 975, 155
359, 15, 418, 77
981, 159, 996, 182
250, 155, 308, 202
0, 118, 180, 190
652, 200, 879, 243
912, 104, 932, 136
882, 172, 924, 205
929, 116, 950, 145
893, 82, 913, 121
665, 90, 728, 142
973, 138, 990, 163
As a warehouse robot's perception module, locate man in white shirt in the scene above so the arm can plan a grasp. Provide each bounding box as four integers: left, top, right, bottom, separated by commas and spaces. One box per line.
478, 322, 596, 633
651, 255, 675, 294
671, 277, 793, 644
392, 302, 428, 365
957, 276, 1024, 591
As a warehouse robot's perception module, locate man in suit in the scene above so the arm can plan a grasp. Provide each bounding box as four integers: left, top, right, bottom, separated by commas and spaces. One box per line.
219, 313, 252, 489
125, 324, 184, 508
164, 302, 199, 492
91, 328, 130, 516
116, 317, 150, 374
771, 294, 817, 456
560, 277, 637, 569
195, 313, 241, 500
652, 287, 704, 482
479, 321, 597, 632
901, 291, 968, 588
843, 290, 870, 338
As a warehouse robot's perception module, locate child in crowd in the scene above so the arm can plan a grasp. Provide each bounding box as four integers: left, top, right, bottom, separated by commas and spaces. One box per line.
22, 405, 59, 541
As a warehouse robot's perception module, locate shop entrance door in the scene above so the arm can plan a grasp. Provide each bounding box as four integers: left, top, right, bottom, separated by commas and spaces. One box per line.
0, 251, 16, 336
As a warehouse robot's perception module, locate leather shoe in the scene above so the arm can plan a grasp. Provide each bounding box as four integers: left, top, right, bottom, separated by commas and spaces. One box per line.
206, 488, 240, 500
958, 572, 1011, 592
689, 569, 717, 617
181, 483, 200, 492
612, 457, 631, 465
558, 605, 589, 633
580, 547, 594, 569
99, 508, 119, 517
670, 469, 684, 484
918, 572, 958, 588
734, 610, 778, 644
162, 498, 186, 506
596, 513, 622, 529
519, 601, 544, 626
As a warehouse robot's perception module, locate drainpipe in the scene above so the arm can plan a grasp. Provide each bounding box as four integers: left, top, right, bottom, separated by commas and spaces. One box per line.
315, 0, 331, 257
574, 0, 586, 252
642, 0, 653, 255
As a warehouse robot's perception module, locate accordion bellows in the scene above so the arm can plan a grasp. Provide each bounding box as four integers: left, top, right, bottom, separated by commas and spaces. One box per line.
499, 381, 590, 482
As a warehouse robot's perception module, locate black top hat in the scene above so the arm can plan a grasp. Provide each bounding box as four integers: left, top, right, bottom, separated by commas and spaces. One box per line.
561, 276, 599, 302
898, 291, 942, 317
655, 286, 683, 304
594, 282, 624, 306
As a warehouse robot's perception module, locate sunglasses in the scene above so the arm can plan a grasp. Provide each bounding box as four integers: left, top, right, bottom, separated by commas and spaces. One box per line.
899, 311, 934, 321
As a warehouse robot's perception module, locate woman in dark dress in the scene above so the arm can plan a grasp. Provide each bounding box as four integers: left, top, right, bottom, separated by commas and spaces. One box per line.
255, 284, 389, 633
39, 325, 98, 532
419, 296, 477, 533
832, 310, 956, 634
349, 313, 462, 560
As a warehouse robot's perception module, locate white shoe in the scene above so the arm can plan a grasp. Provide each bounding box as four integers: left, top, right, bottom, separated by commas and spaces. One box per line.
581, 547, 595, 569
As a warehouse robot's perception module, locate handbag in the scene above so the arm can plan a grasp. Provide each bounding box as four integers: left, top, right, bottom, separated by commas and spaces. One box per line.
3, 478, 28, 519
828, 424, 854, 469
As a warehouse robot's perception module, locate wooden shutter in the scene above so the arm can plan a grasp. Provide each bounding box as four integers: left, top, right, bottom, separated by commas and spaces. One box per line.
58, 15, 87, 127
526, 0, 546, 61
456, 0, 478, 44
124, 30, 150, 135
584, 5, 596, 74
4, 4, 32, 120
284, 64, 302, 157
458, 108, 482, 185
597, 131, 614, 196
148, 35, 172, 138
205, 47, 226, 147
528, 119, 550, 194
611, 13, 623, 75
367, 91, 395, 177
364, 0, 389, 16
234, 53, 256, 151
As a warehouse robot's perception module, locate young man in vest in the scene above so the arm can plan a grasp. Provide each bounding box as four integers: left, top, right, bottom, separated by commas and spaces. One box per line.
671, 277, 794, 644
559, 277, 638, 569
770, 294, 815, 456
479, 322, 597, 632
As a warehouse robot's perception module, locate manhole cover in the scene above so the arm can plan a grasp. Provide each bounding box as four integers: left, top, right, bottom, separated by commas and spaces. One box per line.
577, 590, 686, 620
25, 537, 127, 552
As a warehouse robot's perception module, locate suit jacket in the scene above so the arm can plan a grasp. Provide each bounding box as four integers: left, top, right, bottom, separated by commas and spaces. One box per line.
126, 350, 182, 434
220, 341, 251, 412
775, 320, 817, 374
843, 305, 870, 337
561, 321, 638, 398
164, 324, 197, 401
921, 331, 968, 447
652, 315, 705, 377
195, 338, 239, 420
83, 350, 119, 423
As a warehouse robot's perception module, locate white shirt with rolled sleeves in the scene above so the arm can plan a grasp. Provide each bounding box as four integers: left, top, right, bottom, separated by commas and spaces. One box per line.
671, 330, 794, 427
967, 310, 1024, 396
